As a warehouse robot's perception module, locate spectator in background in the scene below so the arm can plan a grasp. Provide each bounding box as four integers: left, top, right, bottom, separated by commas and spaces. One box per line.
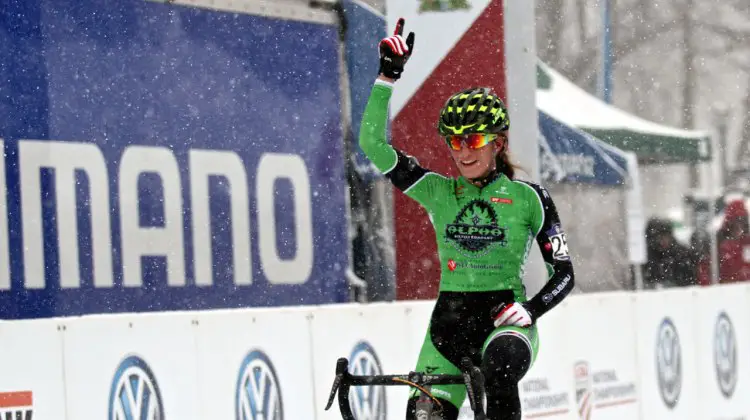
644, 218, 696, 289
699, 199, 750, 285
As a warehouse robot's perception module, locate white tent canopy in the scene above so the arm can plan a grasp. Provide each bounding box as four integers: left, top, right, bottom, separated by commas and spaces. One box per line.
536, 60, 712, 164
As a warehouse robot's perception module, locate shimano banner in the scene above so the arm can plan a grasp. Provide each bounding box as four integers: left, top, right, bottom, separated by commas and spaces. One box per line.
0, 0, 349, 319
341, 0, 388, 182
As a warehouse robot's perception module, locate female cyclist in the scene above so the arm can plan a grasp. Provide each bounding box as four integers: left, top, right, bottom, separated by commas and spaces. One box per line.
360, 19, 576, 420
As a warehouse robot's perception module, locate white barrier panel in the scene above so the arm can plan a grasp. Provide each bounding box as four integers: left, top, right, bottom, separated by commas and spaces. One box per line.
3, 283, 750, 420
193, 307, 316, 419
565, 292, 640, 419
520, 300, 576, 420
694, 283, 750, 419
310, 302, 413, 420
635, 287, 699, 420
0, 319, 66, 419
403, 300, 434, 366
61, 313, 200, 420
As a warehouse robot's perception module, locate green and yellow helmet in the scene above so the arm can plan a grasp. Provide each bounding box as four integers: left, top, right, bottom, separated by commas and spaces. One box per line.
437, 87, 510, 136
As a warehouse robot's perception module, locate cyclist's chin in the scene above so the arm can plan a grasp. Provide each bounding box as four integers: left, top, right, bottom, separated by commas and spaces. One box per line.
457, 160, 492, 180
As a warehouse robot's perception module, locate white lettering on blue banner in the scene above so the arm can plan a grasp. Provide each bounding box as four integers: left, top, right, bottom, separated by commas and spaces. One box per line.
10, 139, 314, 290
0, 139, 8, 291
189, 149, 252, 287
256, 153, 314, 285
119, 145, 186, 287
19, 140, 114, 289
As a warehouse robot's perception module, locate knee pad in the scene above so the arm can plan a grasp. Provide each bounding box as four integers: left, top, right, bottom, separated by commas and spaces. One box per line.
406, 395, 459, 420
481, 332, 532, 388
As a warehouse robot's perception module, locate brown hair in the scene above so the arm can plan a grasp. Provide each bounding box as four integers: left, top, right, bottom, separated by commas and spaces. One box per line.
494, 136, 522, 179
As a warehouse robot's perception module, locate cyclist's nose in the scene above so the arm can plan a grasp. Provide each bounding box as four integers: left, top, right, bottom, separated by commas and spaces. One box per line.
457, 144, 475, 158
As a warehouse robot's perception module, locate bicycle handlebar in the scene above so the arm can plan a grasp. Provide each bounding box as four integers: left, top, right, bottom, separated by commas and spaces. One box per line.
325, 357, 488, 420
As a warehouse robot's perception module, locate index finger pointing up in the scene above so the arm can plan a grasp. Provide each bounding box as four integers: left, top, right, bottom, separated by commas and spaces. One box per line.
394, 18, 405, 36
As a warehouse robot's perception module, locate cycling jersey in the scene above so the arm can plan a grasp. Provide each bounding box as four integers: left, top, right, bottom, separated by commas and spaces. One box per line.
359, 79, 574, 319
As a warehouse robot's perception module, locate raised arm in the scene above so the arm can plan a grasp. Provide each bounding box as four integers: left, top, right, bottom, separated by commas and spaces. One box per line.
358, 19, 450, 208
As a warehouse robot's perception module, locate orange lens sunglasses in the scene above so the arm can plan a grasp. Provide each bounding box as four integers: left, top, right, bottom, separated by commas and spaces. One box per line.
444, 133, 498, 151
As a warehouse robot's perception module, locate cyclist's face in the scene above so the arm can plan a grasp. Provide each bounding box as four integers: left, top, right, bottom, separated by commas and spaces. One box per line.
450, 135, 505, 179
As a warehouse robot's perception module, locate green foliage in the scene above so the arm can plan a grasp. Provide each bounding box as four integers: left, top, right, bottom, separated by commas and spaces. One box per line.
419, 0, 471, 13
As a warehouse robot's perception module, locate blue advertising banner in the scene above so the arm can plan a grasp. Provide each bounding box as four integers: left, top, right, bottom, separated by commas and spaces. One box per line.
0, 0, 350, 318
341, 0, 387, 182
539, 110, 629, 186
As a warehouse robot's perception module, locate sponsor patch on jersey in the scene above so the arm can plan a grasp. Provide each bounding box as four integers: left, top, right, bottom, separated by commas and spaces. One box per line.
542, 274, 571, 303
545, 223, 570, 261
491, 197, 513, 204
446, 260, 503, 272
446, 199, 508, 257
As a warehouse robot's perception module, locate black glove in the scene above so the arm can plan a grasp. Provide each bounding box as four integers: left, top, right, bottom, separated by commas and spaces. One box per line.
378, 18, 415, 80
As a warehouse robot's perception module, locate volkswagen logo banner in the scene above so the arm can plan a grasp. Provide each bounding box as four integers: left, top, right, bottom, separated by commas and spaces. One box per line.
109, 355, 165, 420
236, 350, 284, 420
348, 341, 387, 420
714, 312, 738, 399
655, 317, 681, 409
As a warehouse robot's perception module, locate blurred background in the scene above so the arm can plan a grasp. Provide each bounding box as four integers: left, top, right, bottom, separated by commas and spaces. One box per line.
350, 0, 750, 298
1, 2, 748, 419
0, 0, 748, 319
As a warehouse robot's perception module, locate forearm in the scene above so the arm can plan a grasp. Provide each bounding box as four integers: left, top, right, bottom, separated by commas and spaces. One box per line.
359, 78, 399, 173
525, 262, 574, 319
518, 181, 576, 320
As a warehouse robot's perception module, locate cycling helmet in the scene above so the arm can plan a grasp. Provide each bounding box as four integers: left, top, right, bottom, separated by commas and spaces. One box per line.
437, 87, 510, 136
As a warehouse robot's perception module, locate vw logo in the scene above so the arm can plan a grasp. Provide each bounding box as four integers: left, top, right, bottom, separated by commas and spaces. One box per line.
108, 355, 164, 420
655, 317, 681, 408
714, 312, 737, 398
235, 350, 284, 420
348, 341, 386, 420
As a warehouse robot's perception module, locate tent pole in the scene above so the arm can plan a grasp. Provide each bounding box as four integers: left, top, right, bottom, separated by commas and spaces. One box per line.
634, 264, 644, 290
599, 0, 612, 103
624, 152, 646, 289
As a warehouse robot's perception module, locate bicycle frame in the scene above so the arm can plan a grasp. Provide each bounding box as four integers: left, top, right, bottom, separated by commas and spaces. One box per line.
325, 356, 488, 420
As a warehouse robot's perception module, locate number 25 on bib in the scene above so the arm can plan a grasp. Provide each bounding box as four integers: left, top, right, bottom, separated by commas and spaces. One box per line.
546, 223, 570, 261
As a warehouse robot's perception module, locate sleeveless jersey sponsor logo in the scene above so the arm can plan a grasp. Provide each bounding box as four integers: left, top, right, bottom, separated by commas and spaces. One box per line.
446, 199, 507, 257
656, 317, 681, 408
236, 350, 284, 420
348, 341, 386, 420
447, 259, 503, 272
541, 275, 570, 303
491, 197, 513, 204
109, 355, 164, 420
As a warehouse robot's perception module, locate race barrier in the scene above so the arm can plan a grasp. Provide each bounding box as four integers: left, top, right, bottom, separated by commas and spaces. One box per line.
1, 282, 748, 419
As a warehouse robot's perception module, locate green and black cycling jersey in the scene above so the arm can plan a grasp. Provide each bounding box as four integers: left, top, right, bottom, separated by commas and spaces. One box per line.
360, 79, 574, 319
